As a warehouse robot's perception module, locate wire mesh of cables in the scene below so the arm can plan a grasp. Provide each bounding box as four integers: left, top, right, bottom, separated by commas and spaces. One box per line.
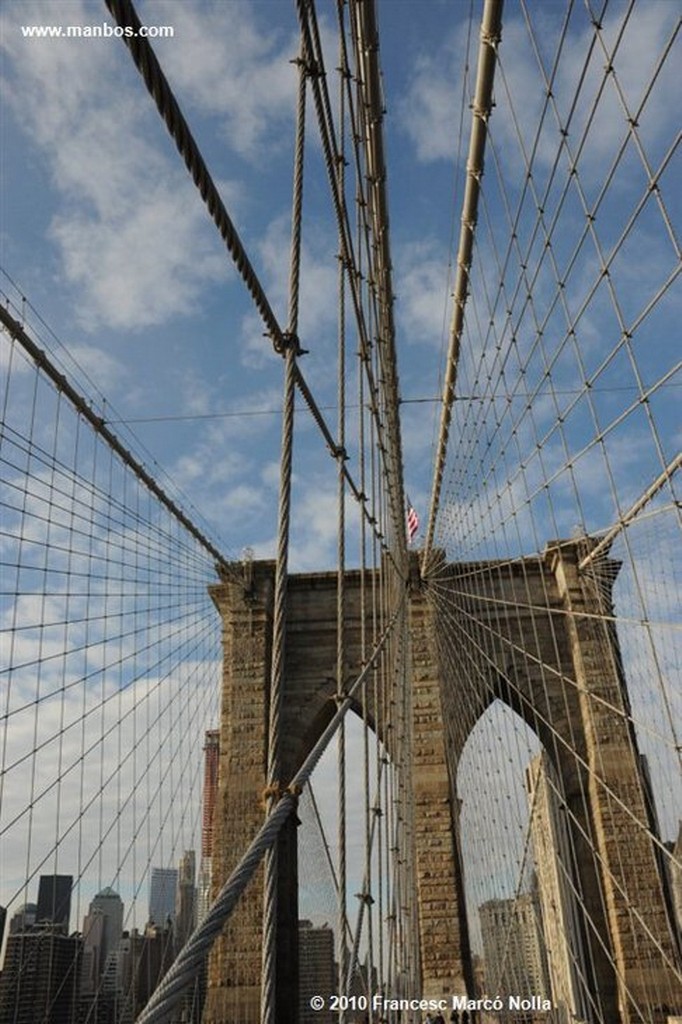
2, 1, 680, 1024
0, 285, 229, 1024
1, 2, 418, 1023
425, 2, 681, 1022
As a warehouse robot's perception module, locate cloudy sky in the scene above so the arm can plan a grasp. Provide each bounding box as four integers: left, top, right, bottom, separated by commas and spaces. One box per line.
0, 0, 484, 575
2, 0, 679, 568
1, 0, 481, 954
1, 0, 679, 974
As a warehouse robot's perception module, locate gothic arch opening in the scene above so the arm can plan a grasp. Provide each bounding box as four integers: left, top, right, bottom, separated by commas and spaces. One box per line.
457, 700, 592, 1022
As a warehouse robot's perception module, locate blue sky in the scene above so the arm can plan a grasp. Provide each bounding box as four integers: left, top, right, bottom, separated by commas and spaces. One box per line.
2, 0, 679, 571
1, 0, 476, 573
2, 0, 680, 967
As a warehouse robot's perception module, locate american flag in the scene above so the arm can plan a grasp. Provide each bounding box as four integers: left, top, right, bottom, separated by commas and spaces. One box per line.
406, 498, 419, 543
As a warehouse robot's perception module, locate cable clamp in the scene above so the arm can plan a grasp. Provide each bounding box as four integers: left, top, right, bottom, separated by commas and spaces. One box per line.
355, 891, 375, 906
261, 782, 284, 808
480, 28, 501, 48
278, 331, 306, 356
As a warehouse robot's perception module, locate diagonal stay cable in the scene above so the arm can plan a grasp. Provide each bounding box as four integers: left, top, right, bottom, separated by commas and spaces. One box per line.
296, 0, 407, 557
0, 305, 231, 573
422, 0, 504, 572
261, 42, 308, 1024
103, 0, 283, 348
135, 591, 406, 1024
79, 0, 398, 569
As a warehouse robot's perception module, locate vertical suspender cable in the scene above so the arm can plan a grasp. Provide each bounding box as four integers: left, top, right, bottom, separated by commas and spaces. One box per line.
336, 9, 349, 1008
422, 0, 504, 572
260, 50, 308, 1024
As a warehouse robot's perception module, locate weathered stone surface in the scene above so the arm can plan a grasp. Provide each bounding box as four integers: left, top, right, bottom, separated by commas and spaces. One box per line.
205, 544, 681, 1023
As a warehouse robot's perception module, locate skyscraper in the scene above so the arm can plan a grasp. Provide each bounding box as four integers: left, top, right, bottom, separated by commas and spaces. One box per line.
299, 920, 335, 1024
0, 925, 82, 1024
8, 903, 36, 935
106, 923, 174, 1023
36, 874, 72, 933
175, 850, 197, 952
198, 730, 219, 926
80, 888, 124, 998
202, 730, 219, 860
149, 867, 178, 927
479, 893, 549, 1002
527, 752, 591, 1023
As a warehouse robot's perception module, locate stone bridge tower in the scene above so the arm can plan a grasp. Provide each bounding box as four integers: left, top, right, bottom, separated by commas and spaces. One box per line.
202, 540, 681, 1024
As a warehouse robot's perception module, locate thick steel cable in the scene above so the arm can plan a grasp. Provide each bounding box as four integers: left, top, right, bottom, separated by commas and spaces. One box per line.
431, 1, 609, 545
260, 50, 308, 1022
260, 348, 296, 1024
442, 3, 679, 543
335, 25, 349, 1011
354, 212, 378, 1014
135, 597, 405, 1024
350, 0, 408, 561
296, 0, 407, 558
422, 0, 504, 572
0, 306, 229, 571
100, 0, 390, 569
103, 0, 283, 348
439, 6, 595, 528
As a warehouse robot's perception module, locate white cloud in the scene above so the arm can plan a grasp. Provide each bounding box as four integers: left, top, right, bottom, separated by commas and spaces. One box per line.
148, 0, 298, 162
61, 342, 127, 392
238, 212, 339, 368
1, 0, 232, 330
395, 238, 453, 349
0, 453, 222, 935
491, 3, 678, 188
397, 2, 677, 180
396, 24, 471, 164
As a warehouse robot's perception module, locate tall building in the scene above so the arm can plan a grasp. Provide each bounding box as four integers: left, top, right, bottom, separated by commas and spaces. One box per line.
36, 874, 72, 933
299, 920, 335, 1024
149, 867, 178, 927
80, 888, 124, 1000
196, 861, 212, 930
527, 752, 591, 1023
479, 894, 549, 1006
0, 924, 82, 1024
201, 730, 220, 859
175, 850, 197, 952
8, 903, 37, 935
113, 924, 174, 1024
198, 730, 219, 926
